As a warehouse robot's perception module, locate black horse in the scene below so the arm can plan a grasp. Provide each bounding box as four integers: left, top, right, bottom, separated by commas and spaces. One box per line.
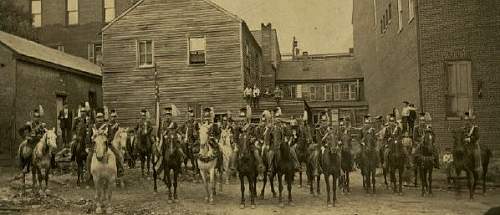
160, 132, 183, 203
358, 128, 379, 194
135, 129, 153, 176
415, 130, 435, 197
72, 135, 88, 187
339, 131, 353, 194
321, 134, 341, 208
275, 128, 296, 208
236, 129, 260, 209
451, 129, 492, 199
388, 137, 406, 195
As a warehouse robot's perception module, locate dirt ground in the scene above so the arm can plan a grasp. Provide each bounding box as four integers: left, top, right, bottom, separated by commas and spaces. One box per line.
0, 166, 499, 215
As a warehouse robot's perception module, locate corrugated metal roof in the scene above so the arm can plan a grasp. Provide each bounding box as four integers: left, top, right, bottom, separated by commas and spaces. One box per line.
0, 31, 101, 77
277, 56, 362, 81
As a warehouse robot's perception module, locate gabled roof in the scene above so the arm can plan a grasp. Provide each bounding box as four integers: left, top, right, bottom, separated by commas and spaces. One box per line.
102, 0, 242, 32
277, 56, 362, 81
0, 31, 101, 77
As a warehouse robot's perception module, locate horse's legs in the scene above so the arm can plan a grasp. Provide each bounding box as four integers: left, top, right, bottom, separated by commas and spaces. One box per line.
414, 163, 419, 186
325, 174, 331, 206
140, 156, 145, 176
346, 171, 350, 193
482, 166, 488, 195
371, 169, 376, 194
209, 167, 216, 204
32, 167, 37, 194
44, 168, 49, 194
472, 170, 479, 197
466, 170, 473, 199
95, 179, 102, 214
270, 173, 277, 198
250, 175, 256, 207
317, 175, 321, 195
390, 168, 397, 193
173, 169, 179, 201
37, 168, 44, 196
239, 174, 245, 208
199, 170, 209, 202
166, 169, 173, 202
333, 174, 337, 207
278, 173, 283, 207
147, 155, 151, 175
383, 167, 389, 189
429, 168, 433, 196
420, 167, 426, 196
259, 172, 267, 199
299, 170, 303, 188
106, 181, 113, 214
286, 173, 293, 204
398, 167, 403, 194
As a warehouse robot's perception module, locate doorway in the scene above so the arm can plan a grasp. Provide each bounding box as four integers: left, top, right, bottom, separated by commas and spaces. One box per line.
56, 95, 66, 136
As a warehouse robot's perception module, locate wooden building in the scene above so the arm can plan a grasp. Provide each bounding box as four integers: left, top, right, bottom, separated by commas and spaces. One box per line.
101, 0, 272, 126
0, 31, 102, 163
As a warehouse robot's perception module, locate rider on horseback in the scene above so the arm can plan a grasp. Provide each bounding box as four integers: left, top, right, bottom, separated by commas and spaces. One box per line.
71, 103, 92, 162
413, 113, 439, 168
86, 108, 124, 180
384, 114, 410, 167
160, 105, 185, 159
266, 107, 301, 174
463, 111, 481, 172
108, 109, 120, 141
19, 106, 47, 173
229, 107, 264, 172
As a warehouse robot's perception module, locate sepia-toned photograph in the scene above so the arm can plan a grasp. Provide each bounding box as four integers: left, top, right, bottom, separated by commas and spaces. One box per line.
0, 0, 499, 214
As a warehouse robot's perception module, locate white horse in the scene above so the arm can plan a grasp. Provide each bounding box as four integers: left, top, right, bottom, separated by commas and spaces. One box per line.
197, 123, 218, 204
32, 129, 57, 197
91, 127, 117, 214
218, 127, 233, 185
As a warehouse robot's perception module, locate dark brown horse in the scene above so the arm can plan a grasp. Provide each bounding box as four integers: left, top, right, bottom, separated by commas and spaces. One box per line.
275, 126, 296, 207
358, 128, 379, 194
236, 128, 259, 209
451, 129, 492, 199
415, 130, 435, 197
339, 130, 353, 194
160, 132, 184, 203
321, 133, 341, 208
135, 129, 153, 176
388, 137, 406, 195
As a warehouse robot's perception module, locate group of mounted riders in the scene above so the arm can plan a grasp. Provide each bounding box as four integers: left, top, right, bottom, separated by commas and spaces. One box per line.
16, 100, 486, 205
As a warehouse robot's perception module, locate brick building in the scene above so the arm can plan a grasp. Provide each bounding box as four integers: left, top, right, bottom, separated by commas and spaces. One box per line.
277, 51, 368, 127
14, 0, 137, 64
353, 0, 500, 157
0, 31, 102, 163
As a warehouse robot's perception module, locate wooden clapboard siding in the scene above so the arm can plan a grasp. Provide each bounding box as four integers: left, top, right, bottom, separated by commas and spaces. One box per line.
102, 0, 259, 127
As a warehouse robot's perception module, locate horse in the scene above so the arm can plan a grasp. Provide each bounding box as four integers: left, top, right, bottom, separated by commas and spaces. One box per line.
158, 131, 184, 203
339, 130, 353, 194
181, 123, 199, 173
218, 127, 233, 185
388, 136, 406, 195
135, 128, 153, 176
235, 128, 259, 209
259, 125, 277, 200
111, 128, 128, 188
451, 129, 492, 199
31, 129, 57, 197
90, 127, 117, 214
274, 126, 296, 207
197, 123, 219, 204
295, 125, 321, 196
18, 138, 34, 195
415, 130, 435, 197
358, 128, 379, 194
377, 127, 391, 189
321, 131, 341, 208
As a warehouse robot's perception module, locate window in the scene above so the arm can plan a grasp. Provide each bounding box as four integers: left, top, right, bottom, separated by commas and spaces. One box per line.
388, 4, 392, 22
408, 0, 415, 21
88, 43, 102, 65
66, 0, 79, 25
398, 0, 403, 31
31, 0, 42, 27
447, 61, 472, 117
104, 0, 115, 23
189, 37, 206, 64
334, 82, 359, 101
57, 45, 64, 52
137, 40, 153, 67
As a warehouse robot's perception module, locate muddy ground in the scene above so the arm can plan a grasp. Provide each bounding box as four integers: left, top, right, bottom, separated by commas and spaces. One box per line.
0, 165, 498, 215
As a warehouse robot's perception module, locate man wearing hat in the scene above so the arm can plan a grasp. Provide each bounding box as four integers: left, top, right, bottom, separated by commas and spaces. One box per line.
401, 101, 410, 134
71, 103, 92, 162
27, 106, 46, 141
58, 102, 73, 147
160, 105, 185, 160
267, 107, 300, 173
182, 107, 199, 170
136, 109, 154, 155
17, 124, 33, 173
108, 109, 120, 140
464, 112, 481, 171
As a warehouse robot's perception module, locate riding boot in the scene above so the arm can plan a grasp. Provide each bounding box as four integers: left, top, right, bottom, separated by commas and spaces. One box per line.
253, 149, 265, 173
433, 147, 440, 169
229, 148, 238, 171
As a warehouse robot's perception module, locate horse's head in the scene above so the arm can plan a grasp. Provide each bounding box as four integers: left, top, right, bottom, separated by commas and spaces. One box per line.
45, 128, 58, 150
93, 128, 109, 162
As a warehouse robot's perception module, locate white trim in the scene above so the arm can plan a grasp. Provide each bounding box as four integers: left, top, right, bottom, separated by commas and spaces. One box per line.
398, 0, 403, 32
136, 39, 155, 68
102, 0, 145, 32
187, 36, 207, 65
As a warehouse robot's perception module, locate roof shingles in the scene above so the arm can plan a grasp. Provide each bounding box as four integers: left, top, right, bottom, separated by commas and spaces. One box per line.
0, 31, 101, 77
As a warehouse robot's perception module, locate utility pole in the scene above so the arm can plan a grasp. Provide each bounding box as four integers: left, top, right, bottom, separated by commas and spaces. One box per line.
154, 64, 160, 138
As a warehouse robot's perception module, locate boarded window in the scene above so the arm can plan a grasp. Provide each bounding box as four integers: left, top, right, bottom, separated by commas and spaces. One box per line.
31, 0, 42, 27
189, 37, 206, 64
137, 40, 153, 67
447, 61, 472, 117
104, 0, 115, 23
67, 0, 78, 25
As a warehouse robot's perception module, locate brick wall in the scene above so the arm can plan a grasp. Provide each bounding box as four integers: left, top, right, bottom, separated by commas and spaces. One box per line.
0, 45, 17, 162
418, 0, 500, 158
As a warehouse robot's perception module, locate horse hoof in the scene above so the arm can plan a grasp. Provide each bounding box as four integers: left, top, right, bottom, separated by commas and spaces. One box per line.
240, 204, 245, 209
105, 207, 113, 214
398, 192, 404, 196
204, 197, 209, 203
168, 199, 173, 204
96, 207, 103, 214
259, 195, 264, 200
288, 201, 295, 206
298, 185, 302, 188
279, 203, 285, 208
209, 199, 215, 205
327, 204, 332, 208
251, 204, 256, 209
